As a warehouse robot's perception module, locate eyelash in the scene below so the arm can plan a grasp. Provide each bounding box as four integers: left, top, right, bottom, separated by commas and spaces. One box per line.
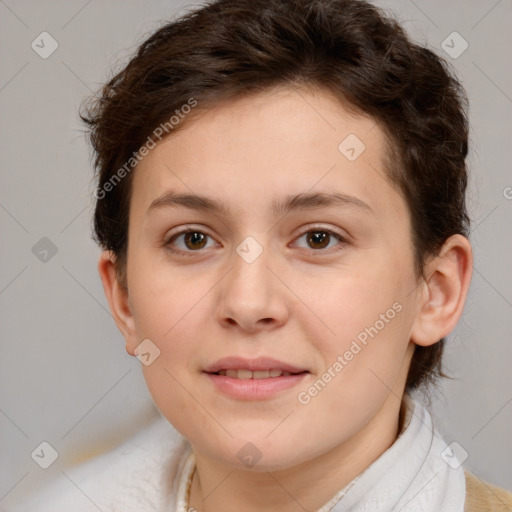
163, 225, 348, 257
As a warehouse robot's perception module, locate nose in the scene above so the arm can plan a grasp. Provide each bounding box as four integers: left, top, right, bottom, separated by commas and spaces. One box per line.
217, 244, 289, 334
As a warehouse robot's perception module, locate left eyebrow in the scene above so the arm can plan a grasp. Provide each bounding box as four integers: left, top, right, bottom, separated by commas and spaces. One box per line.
146, 190, 374, 217
272, 191, 375, 217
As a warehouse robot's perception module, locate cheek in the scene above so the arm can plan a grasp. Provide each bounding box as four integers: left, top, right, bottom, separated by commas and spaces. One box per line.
131, 280, 210, 436
311, 266, 406, 340
304, 264, 414, 391
128, 251, 212, 343
293, 300, 411, 445
127, 271, 209, 410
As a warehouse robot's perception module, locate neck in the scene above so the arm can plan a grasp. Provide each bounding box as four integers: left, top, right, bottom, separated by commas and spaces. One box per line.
188, 392, 405, 512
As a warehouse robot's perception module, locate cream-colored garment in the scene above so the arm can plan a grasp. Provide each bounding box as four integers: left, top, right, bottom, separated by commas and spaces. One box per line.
175, 393, 466, 511
463, 470, 512, 512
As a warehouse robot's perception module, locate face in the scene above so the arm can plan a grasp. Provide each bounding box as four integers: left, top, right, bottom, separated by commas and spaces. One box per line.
122, 86, 422, 471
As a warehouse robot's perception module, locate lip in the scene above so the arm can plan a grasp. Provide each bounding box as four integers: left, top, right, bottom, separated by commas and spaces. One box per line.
202, 356, 309, 401
203, 356, 308, 374
204, 372, 309, 400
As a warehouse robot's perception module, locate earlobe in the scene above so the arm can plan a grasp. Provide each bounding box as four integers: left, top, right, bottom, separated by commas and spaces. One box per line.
410, 235, 473, 347
97, 251, 138, 355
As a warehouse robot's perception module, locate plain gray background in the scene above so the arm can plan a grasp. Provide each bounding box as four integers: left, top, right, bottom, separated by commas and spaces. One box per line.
1, 0, 511, 508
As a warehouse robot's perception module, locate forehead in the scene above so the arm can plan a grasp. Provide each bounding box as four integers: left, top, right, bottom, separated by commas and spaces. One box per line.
130, 86, 405, 222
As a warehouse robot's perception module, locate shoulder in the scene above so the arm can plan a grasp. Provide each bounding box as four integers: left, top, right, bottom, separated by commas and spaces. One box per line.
464, 470, 512, 512
10, 415, 190, 512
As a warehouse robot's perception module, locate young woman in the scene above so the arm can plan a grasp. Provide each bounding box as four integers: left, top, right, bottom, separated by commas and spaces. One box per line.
16, 0, 512, 510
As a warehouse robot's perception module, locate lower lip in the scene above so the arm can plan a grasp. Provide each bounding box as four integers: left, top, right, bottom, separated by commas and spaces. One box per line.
203, 372, 309, 400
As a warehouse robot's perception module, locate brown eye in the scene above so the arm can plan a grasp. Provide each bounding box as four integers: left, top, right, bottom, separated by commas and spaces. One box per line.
183, 231, 207, 250
292, 228, 347, 253
165, 229, 217, 254
307, 231, 331, 249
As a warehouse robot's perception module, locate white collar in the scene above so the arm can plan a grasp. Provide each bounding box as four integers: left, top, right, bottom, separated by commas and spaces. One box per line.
174, 393, 466, 512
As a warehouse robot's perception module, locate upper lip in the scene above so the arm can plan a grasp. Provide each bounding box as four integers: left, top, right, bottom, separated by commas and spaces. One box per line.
203, 356, 308, 374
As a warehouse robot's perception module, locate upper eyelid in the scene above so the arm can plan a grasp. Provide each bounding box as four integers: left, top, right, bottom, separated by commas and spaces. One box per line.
165, 225, 216, 242
292, 224, 348, 239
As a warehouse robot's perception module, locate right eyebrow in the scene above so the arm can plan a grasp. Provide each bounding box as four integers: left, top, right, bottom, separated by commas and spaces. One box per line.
146, 191, 230, 216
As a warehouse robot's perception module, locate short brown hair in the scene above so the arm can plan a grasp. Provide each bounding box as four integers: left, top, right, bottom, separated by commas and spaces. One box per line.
82, 0, 470, 391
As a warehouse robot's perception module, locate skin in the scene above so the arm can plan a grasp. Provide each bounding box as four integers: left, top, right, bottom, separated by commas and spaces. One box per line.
98, 85, 472, 512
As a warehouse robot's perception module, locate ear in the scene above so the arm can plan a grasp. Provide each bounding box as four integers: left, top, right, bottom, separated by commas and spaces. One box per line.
97, 250, 138, 356
410, 234, 473, 347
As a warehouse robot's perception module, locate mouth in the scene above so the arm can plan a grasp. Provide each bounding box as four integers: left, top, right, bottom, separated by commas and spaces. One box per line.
203, 355, 309, 376
202, 356, 310, 400
209, 369, 307, 379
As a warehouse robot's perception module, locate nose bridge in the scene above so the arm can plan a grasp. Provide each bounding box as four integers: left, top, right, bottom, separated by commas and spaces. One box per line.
217, 236, 288, 330
229, 238, 273, 304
